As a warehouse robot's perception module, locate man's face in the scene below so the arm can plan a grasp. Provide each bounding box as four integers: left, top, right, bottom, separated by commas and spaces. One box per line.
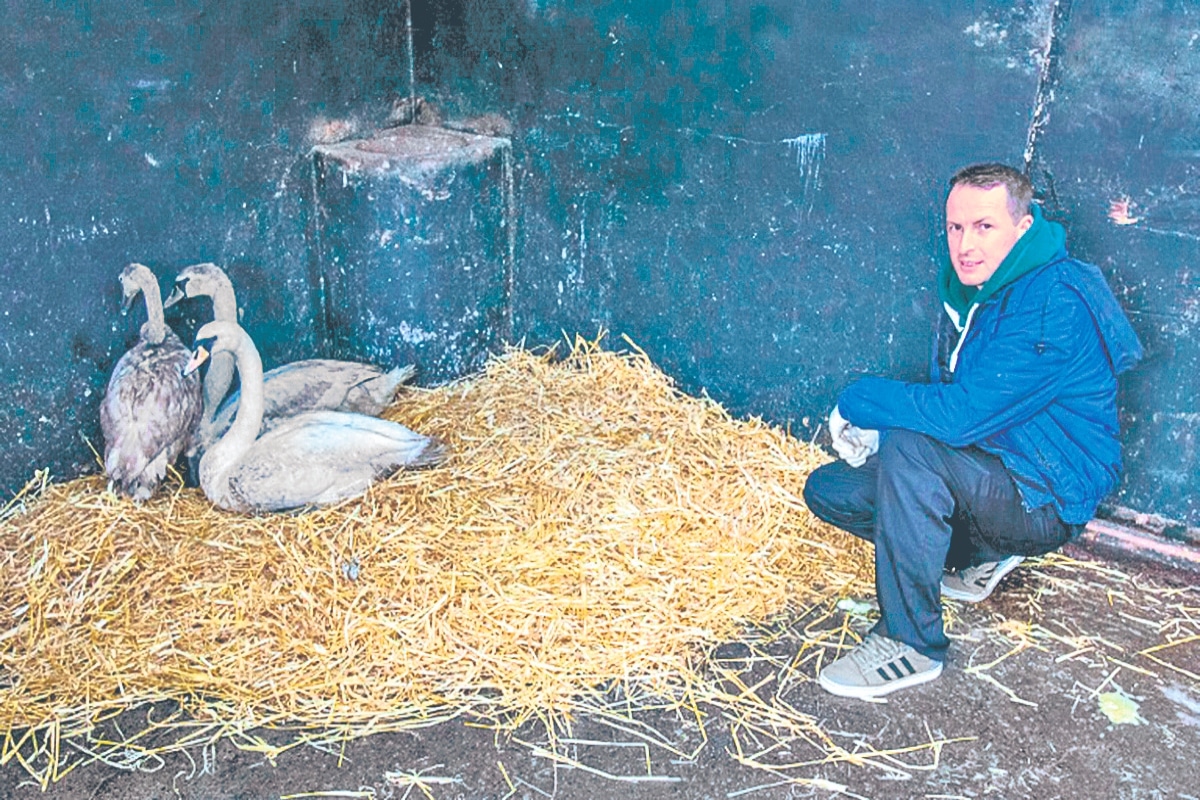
945, 183, 1033, 288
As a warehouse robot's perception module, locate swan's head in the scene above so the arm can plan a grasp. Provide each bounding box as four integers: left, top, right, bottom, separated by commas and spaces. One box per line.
183, 320, 242, 377
165, 262, 231, 309
118, 263, 153, 312
183, 336, 215, 377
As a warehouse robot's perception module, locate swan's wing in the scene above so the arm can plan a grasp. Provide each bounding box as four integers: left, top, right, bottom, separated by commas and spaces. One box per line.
205, 360, 419, 448
260, 360, 391, 416
223, 411, 444, 512
254, 411, 445, 469
343, 363, 417, 414
100, 335, 203, 495
209, 359, 391, 434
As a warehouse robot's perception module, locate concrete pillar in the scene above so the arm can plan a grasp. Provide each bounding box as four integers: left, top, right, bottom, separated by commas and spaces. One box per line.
311, 124, 514, 383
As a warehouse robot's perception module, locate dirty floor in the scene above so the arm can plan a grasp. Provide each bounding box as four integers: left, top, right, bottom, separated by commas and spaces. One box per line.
0, 547, 1196, 800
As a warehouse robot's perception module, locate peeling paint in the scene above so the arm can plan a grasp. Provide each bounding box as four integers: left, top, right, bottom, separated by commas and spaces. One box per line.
964, 18, 1009, 48
394, 320, 438, 345
1108, 197, 1140, 226
964, 1, 1055, 76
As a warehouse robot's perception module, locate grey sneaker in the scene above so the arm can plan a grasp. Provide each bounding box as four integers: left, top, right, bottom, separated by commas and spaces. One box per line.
817, 633, 943, 699
941, 555, 1024, 602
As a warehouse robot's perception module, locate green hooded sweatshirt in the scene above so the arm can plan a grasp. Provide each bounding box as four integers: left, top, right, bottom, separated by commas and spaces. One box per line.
937, 203, 1067, 325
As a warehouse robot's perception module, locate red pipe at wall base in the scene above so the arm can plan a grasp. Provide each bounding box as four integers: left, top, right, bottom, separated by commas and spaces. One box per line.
1068, 517, 1200, 576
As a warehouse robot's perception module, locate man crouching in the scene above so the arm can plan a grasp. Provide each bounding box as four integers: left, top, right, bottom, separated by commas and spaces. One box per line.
803, 163, 1143, 700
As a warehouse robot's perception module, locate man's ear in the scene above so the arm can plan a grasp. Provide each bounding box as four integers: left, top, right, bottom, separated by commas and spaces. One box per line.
1016, 214, 1034, 236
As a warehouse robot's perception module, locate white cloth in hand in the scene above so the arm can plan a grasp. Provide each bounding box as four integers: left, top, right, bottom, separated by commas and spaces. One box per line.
841, 425, 880, 467
828, 405, 880, 468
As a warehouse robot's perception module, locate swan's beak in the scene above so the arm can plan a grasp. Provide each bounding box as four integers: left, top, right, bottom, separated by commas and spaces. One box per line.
119, 282, 137, 314
163, 280, 187, 309
183, 337, 216, 376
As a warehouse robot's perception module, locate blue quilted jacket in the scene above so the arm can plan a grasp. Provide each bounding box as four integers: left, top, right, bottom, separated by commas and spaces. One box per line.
838, 254, 1143, 525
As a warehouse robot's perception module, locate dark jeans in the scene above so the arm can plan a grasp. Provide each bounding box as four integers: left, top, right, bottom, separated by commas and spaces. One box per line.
802, 429, 1078, 661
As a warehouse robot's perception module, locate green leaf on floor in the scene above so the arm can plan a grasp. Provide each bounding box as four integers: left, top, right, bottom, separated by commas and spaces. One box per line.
1098, 691, 1146, 726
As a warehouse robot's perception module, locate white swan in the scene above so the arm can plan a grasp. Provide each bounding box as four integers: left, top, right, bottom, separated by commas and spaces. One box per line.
164, 262, 416, 453
99, 263, 203, 500
183, 320, 445, 513
163, 262, 237, 430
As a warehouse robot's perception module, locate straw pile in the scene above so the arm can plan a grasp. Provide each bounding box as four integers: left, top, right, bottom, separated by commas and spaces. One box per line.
0, 336, 871, 784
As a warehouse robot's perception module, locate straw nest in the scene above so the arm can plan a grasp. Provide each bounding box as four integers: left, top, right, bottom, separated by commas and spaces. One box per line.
0, 336, 871, 782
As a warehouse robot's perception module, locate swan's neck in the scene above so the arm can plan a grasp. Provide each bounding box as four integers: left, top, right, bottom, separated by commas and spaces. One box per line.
201, 277, 239, 423
201, 352, 234, 425
137, 272, 169, 345
201, 329, 264, 494
210, 277, 238, 324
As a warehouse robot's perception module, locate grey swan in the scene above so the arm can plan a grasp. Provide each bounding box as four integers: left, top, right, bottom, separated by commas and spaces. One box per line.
183, 320, 445, 513
164, 262, 416, 454
99, 263, 203, 500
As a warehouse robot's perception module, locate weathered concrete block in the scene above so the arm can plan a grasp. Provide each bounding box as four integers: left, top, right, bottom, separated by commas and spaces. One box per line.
312, 124, 514, 384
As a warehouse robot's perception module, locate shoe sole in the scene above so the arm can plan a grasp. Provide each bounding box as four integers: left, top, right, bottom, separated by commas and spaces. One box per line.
818, 660, 944, 700
940, 556, 1024, 603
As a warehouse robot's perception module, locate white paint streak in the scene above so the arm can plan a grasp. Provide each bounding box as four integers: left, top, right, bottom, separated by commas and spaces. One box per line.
782, 133, 826, 211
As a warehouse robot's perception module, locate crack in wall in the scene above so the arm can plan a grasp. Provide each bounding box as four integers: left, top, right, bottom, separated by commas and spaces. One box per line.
1024, 0, 1072, 181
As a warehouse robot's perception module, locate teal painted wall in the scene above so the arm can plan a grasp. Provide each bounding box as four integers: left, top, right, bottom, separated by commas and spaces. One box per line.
1, 0, 1195, 530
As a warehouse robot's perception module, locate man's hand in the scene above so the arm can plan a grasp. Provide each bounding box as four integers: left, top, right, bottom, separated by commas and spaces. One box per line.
841, 425, 880, 467
828, 406, 880, 468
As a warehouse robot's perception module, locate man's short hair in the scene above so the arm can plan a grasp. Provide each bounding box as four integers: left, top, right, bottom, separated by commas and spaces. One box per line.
950, 163, 1034, 221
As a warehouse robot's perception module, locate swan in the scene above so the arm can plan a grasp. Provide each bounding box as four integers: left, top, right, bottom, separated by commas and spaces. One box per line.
99, 263, 203, 500
163, 262, 237, 430
163, 262, 416, 453
183, 320, 445, 513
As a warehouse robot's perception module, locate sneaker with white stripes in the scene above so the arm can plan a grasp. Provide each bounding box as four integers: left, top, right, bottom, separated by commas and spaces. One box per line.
818, 633, 943, 699
941, 555, 1025, 603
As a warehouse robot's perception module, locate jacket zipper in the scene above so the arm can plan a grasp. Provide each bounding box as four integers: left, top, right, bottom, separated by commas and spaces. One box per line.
948, 304, 978, 374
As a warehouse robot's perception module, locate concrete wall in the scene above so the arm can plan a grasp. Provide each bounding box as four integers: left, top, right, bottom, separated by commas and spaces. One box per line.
1, 0, 1196, 529
1032, 2, 1200, 527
